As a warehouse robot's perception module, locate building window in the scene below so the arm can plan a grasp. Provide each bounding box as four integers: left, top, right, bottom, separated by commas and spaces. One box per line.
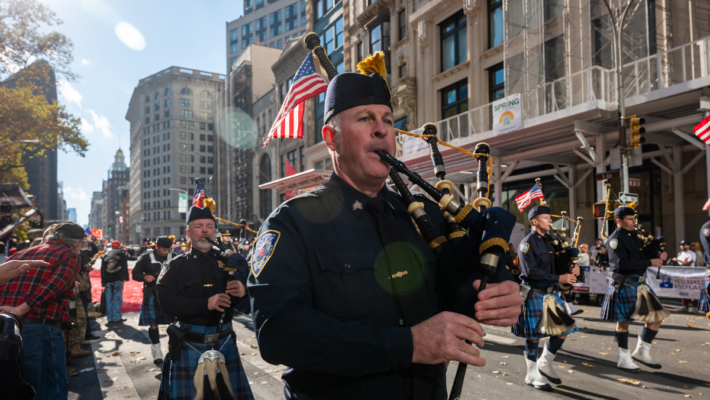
230, 42, 239, 53
242, 23, 253, 49
320, 17, 343, 54
200, 112, 212, 119
201, 101, 212, 109
277, 39, 283, 49
180, 98, 192, 107
280, 154, 286, 178
285, 4, 298, 31
299, 146, 305, 172
200, 145, 206, 152
357, 42, 363, 62
201, 91, 211, 98
441, 79, 468, 119
256, 16, 267, 42
488, 63, 505, 102
301, 0, 306, 26
314, 92, 325, 143
259, 154, 272, 219
230, 28, 239, 43
180, 88, 192, 95
398, 10, 407, 41
394, 117, 408, 131
489, 0, 503, 48
369, 19, 390, 72
314, 0, 334, 21
270, 42, 275, 48
181, 110, 193, 118
270, 11, 282, 38
256, 0, 263, 10
399, 63, 407, 78
440, 11, 467, 72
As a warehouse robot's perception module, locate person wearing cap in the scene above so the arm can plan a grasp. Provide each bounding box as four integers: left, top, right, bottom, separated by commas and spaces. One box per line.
600, 206, 668, 372
156, 186, 253, 400
0, 222, 86, 400
247, 55, 521, 399
101, 240, 131, 324
674, 240, 698, 313
512, 205, 580, 391
132, 235, 178, 364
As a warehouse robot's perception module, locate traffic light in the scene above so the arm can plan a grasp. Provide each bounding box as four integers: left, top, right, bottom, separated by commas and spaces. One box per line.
629, 116, 646, 148
108, 225, 112, 231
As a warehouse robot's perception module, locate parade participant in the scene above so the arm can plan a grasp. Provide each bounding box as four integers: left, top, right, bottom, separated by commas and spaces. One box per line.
133, 235, 177, 364
0, 222, 86, 400
222, 231, 237, 254
247, 62, 521, 399
698, 219, 710, 316
674, 240, 698, 312
156, 184, 253, 400
101, 241, 131, 324
600, 206, 668, 372
512, 205, 579, 390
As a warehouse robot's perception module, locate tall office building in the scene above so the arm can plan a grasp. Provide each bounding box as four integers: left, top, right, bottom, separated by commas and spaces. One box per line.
226, 0, 307, 72
126, 67, 224, 242
99, 149, 129, 241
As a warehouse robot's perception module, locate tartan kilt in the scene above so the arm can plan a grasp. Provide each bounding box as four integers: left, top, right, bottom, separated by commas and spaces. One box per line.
160, 322, 254, 400
699, 281, 710, 313
138, 294, 177, 326
600, 280, 658, 322
512, 291, 578, 340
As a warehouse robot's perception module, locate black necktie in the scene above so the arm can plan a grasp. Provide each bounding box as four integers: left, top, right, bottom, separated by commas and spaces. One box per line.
366, 197, 429, 327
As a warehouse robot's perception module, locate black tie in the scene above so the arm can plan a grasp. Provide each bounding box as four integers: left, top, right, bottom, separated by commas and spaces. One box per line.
366, 197, 429, 327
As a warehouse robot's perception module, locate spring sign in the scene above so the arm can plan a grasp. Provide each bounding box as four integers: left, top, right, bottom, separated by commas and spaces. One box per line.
492, 93, 522, 135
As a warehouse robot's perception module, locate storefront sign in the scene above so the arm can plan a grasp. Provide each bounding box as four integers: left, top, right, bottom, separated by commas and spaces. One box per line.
629, 178, 642, 187
492, 93, 523, 135
178, 193, 188, 213
595, 170, 620, 181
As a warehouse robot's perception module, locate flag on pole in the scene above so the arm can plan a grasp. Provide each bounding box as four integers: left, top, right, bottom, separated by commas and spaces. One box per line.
264, 53, 329, 146
515, 183, 544, 212
118, 215, 123, 224
192, 180, 206, 207
693, 115, 710, 145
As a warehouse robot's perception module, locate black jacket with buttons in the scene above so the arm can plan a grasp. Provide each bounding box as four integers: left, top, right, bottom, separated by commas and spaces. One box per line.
248, 173, 515, 400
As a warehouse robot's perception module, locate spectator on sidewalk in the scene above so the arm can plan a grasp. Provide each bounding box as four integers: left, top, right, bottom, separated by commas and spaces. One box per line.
0, 222, 86, 400
101, 241, 130, 324
674, 240, 699, 312
575, 243, 591, 306
692, 242, 703, 265
589, 238, 603, 261
595, 245, 609, 271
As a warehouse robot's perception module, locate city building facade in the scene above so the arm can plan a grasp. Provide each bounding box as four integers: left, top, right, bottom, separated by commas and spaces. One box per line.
89, 191, 102, 231
100, 149, 129, 242
126, 67, 224, 243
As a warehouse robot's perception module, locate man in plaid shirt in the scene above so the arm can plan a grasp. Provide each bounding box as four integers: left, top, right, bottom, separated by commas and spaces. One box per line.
0, 222, 86, 400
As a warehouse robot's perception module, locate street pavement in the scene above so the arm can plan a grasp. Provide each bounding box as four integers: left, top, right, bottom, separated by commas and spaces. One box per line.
67, 263, 710, 399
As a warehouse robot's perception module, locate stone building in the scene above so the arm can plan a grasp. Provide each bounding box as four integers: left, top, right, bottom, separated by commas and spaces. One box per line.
100, 149, 129, 242
126, 67, 224, 242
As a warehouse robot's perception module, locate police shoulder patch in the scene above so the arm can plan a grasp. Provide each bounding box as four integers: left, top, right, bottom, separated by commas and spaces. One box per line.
704, 227, 710, 238
251, 230, 280, 278
609, 238, 618, 250
520, 242, 530, 254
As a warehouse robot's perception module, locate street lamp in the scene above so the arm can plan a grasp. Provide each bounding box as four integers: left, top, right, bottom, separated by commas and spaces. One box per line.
0, 140, 40, 148
600, 0, 639, 194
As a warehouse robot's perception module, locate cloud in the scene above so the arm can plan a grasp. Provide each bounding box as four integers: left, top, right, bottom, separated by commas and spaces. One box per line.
115, 22, 146, 51
82, 59, 91, 65
58, 80, 83, 108
83, 110, 112, 137
64, 185, 87, 200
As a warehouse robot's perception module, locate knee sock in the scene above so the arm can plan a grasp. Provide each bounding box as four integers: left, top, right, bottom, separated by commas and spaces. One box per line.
641, 327, 658, 344
525, 341, 539, 362
547, 336, 565, 354
148, 327, 160, 344
563, 292, 573, 302
615, 331, 629, 349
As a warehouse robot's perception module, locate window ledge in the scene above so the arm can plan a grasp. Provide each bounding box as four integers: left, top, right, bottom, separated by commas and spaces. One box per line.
393, 36, 409, 50
433, 60, 470, 84
481, 44, 503, 61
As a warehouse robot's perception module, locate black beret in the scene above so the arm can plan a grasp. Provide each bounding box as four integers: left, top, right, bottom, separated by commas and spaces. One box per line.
614, 206, 635, 219
528, 205, 551, 220
186, 205, 215, 224
156, 236, 173, 248
323, 72, 392, 123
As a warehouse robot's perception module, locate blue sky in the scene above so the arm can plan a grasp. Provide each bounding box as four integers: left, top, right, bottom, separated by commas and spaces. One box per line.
42, 0, 244, 226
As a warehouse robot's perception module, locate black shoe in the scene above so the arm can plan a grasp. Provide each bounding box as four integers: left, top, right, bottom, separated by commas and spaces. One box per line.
84, 333, 102, 344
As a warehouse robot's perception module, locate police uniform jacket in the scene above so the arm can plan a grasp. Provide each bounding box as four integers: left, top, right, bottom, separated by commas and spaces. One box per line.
155, 248, 249, 326
607, 227, 653, 275
700, 219, 710, 266
132, 249, 169, 289
517, 230, 559, 284
248, 173, 514, 400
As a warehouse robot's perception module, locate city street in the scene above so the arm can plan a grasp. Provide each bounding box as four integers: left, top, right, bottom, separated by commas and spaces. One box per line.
68, 262, 710, 400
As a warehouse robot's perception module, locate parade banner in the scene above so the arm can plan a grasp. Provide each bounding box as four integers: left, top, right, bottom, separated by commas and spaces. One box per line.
572, 266, 609, 294
644, 267, 709, 299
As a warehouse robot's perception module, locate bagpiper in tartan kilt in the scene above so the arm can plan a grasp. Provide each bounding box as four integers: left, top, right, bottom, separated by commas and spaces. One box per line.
600, 279, 645, 321
139, 293, 177, 326
699, 280, 710, 313
158, 323, 254, 400
513, 288, 579, 340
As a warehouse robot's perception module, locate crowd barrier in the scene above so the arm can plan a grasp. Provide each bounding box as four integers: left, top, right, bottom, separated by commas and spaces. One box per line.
572, 265, 710, 299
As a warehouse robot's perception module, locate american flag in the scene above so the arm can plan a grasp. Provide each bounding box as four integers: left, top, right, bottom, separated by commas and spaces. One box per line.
693, 115, 710, 146
118, 215, 123, 224
264, 53, 329, 146
703, 198, 710, 211
192, 180, 206, 207
515, 183, 544, 212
